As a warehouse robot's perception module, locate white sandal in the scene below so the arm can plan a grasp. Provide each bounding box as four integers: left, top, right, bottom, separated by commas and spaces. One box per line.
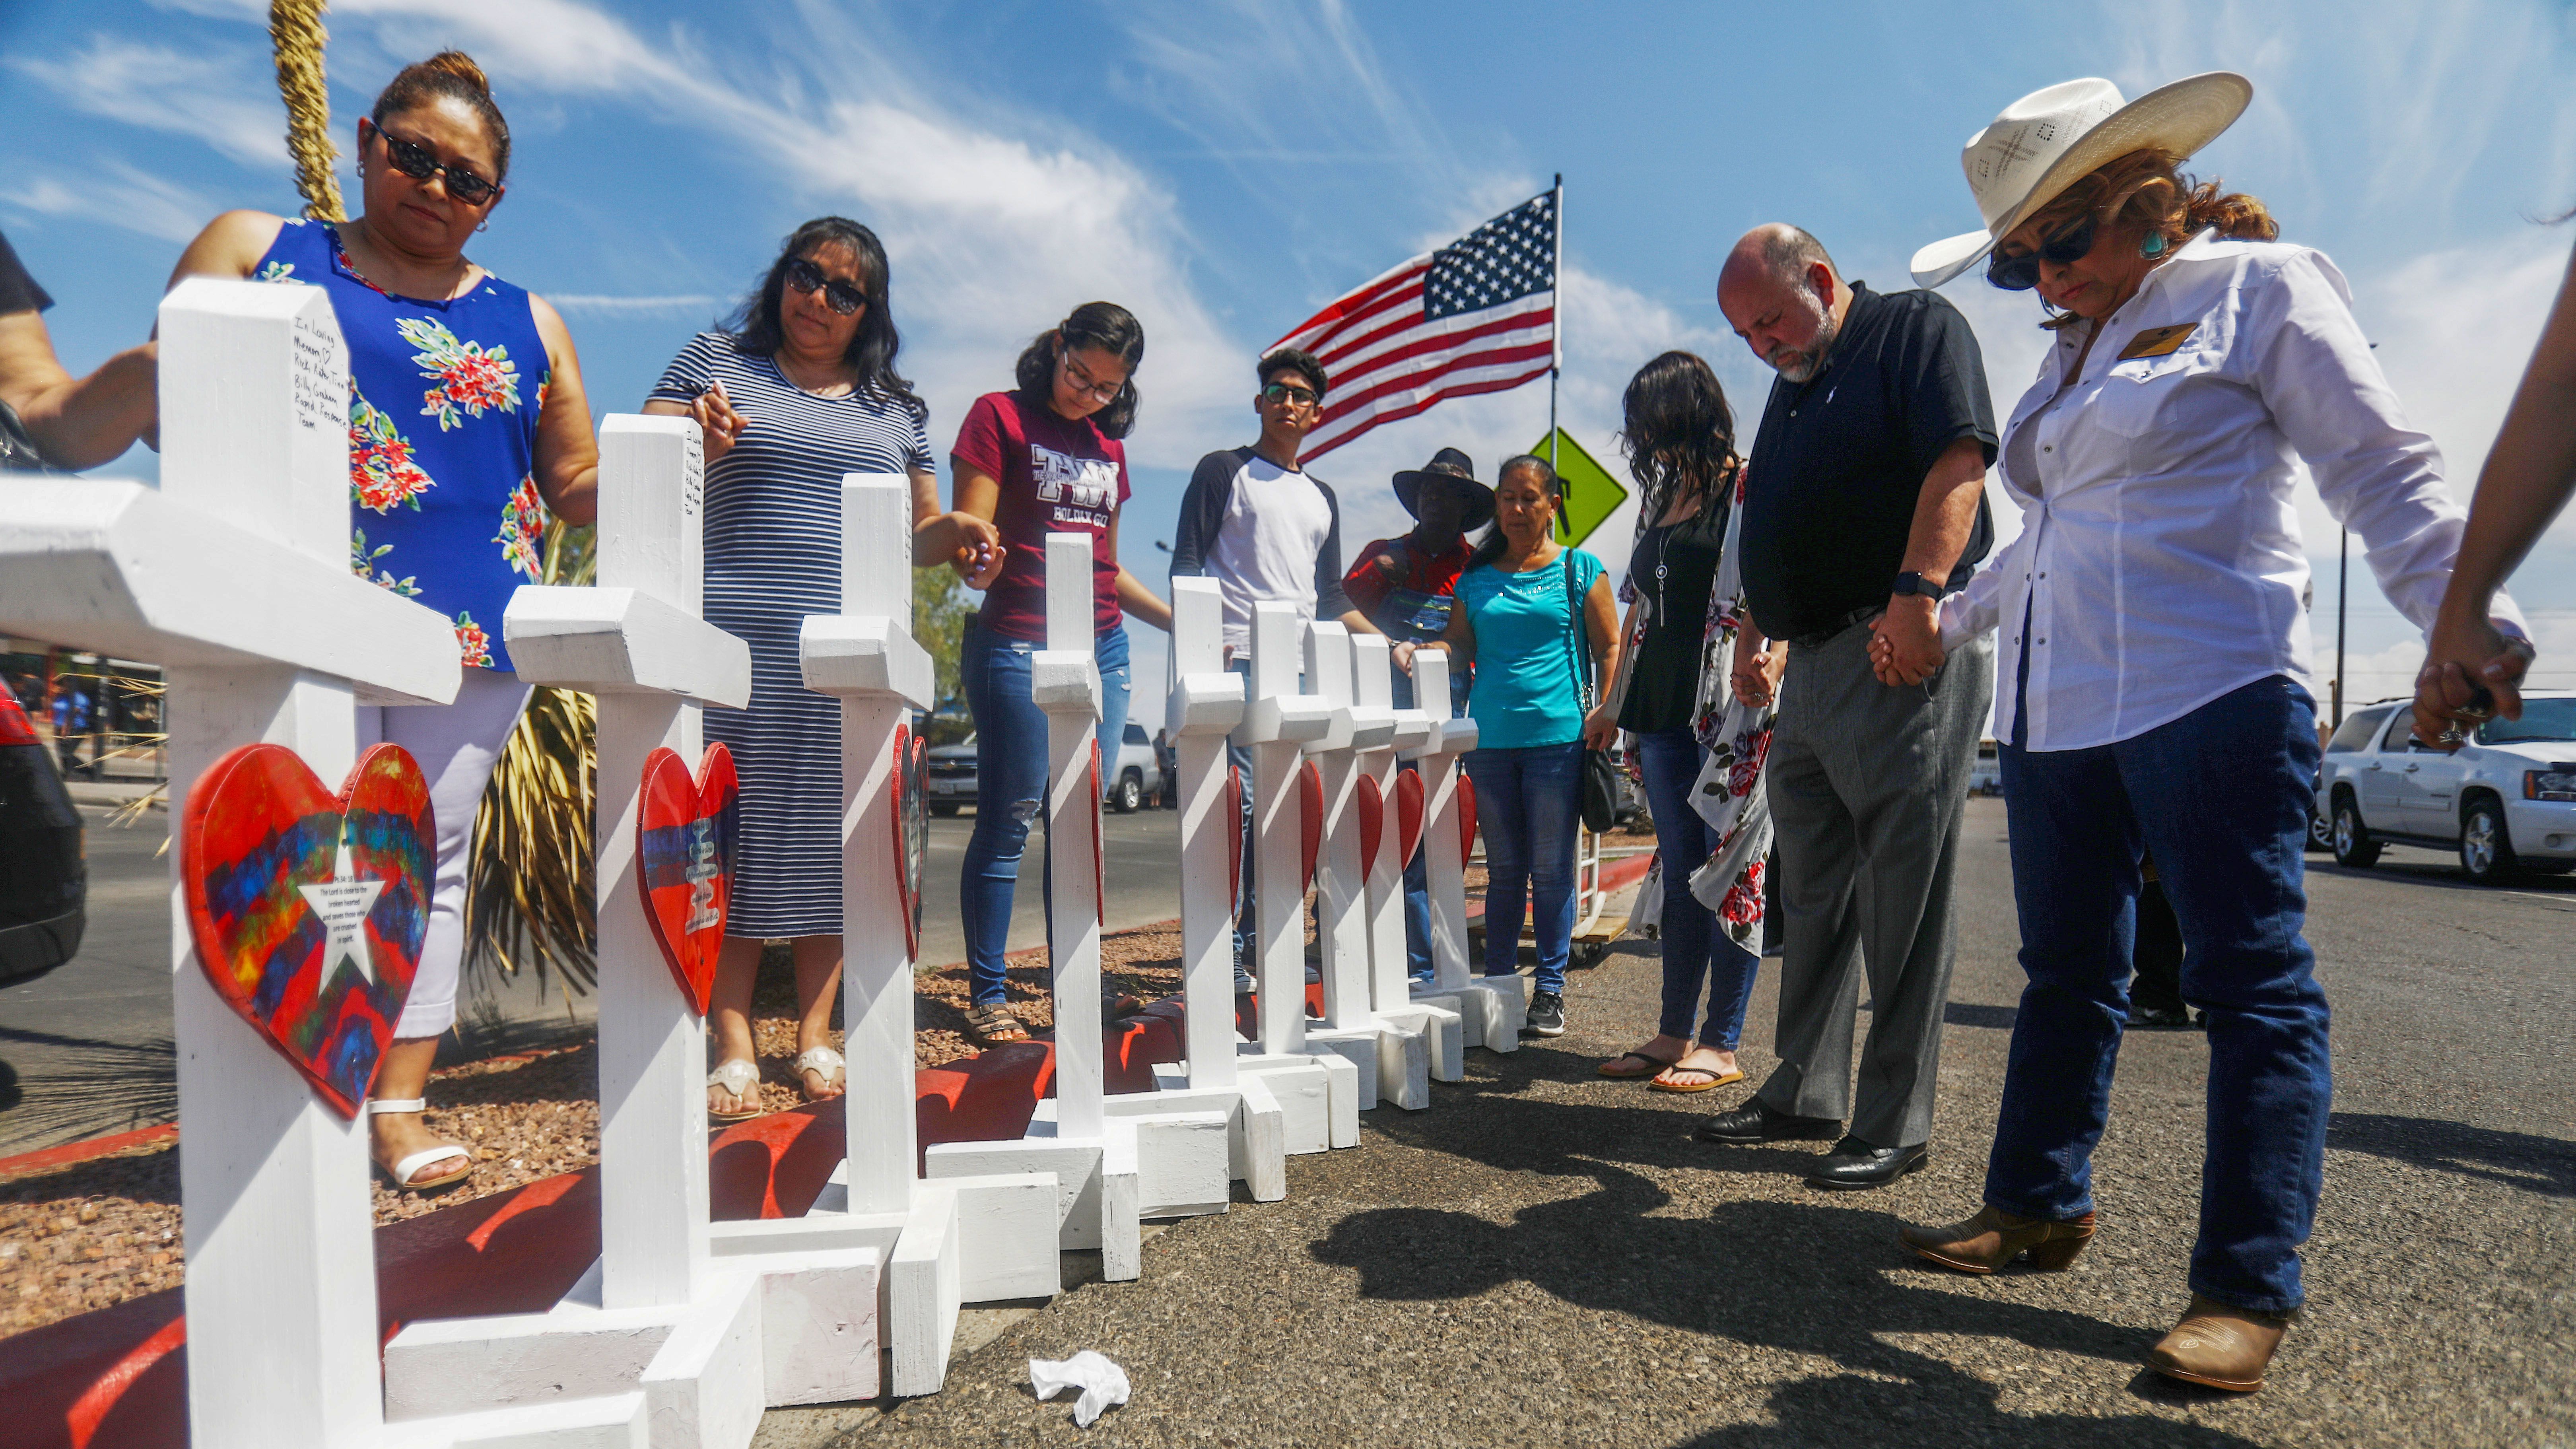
706, 1059, 763, 1123
367, 1097, 473, 1192
793, 1045, 847, 1101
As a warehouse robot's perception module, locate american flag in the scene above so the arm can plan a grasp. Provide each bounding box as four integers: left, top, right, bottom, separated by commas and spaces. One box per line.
1271, 188, 1558, 461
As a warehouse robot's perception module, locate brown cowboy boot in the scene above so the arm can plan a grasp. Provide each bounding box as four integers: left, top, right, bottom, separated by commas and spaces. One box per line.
1898, 1203, 2096, 1274
2146, 1294, 2290, 1393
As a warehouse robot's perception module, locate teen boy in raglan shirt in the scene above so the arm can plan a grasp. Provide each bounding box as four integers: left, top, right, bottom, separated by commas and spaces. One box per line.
1169, 347, 1379, 987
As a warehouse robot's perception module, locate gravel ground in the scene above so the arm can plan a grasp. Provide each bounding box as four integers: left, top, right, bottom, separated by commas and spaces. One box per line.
0, 930, 1203, 1339
806, 799, 2574, 1448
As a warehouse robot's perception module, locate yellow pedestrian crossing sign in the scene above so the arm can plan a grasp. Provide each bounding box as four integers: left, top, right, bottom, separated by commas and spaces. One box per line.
1531, 427, 1630, 548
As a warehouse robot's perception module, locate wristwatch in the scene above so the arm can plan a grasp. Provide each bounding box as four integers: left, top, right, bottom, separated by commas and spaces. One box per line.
1891, 571, 1949, 600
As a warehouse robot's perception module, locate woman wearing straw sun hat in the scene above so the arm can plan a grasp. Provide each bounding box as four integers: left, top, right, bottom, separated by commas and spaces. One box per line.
1885, 74, 2530, 1393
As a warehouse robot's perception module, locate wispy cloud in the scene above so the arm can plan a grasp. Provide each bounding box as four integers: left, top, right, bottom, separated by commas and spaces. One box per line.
545, 293, 722, 317
0, 161, 218, 245
298, 0, 1244, 468
6, 36, 287, 167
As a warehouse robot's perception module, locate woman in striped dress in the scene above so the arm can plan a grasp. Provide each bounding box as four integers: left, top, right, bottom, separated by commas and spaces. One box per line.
647, 218, 997, 1119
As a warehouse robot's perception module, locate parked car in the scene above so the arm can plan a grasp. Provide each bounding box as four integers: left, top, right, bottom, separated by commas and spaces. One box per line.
0, 690, 85, 986
925, 733, 975, 817
2316, 691, 2576, 885
920, 721, 1168, 816
1105, 721, 1163, 814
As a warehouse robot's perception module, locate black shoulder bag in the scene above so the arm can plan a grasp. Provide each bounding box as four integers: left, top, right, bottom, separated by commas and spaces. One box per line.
1564, 553, 1619, 833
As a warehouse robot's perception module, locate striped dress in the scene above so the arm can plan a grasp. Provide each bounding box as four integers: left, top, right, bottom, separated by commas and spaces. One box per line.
649, 333, 932, 937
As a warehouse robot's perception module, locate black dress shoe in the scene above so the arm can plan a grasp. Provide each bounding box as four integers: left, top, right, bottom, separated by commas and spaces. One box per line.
1696, 1100, 1842, 1145
2129, 1003, 2194, 1030
1806, 1136, 1929, 1190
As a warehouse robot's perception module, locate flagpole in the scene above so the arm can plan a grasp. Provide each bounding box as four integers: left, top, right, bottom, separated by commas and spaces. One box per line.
1548, 173, 1563, 478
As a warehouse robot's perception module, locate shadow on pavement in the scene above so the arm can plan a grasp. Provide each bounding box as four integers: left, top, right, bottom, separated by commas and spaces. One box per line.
1334, 1057, 2269, 1448
0, 1026, 175, 1150
2326, 1111, 2575, 1199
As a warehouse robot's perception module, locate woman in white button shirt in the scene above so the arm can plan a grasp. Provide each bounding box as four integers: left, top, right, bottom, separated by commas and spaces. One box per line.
1882, 75, 2528, 1395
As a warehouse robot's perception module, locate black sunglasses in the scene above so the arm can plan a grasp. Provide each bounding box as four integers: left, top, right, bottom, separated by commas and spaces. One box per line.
368, 119, 499, 206
1986, 214, 2097, 291
785, 257, 867, 316
1261, 381, 1320, 406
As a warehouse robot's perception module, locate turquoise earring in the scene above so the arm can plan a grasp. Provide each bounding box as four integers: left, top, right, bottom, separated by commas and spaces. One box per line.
2140, 231, 2169, 259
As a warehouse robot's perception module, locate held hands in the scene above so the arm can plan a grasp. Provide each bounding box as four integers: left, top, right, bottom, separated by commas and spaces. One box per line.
1730, 628, 1783, 709
1581, 704, 1620, 751
2412, 610, 2535, 749
689, 380, 747, 462
1870, 596, 1945, 687
948, 514, 1008, 589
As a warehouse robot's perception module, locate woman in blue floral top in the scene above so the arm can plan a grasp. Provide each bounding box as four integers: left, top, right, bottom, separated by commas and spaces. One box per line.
167, 51, 600, 1193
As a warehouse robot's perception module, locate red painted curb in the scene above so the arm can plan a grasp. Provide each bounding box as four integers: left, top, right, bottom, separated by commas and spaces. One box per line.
0, 1124, 179, 1186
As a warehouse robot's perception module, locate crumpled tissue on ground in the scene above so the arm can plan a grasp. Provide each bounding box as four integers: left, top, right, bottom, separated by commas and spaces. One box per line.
1030, 1350, 1131, 1427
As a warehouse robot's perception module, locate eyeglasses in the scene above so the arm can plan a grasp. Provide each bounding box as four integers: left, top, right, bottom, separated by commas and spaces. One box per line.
367, 119, 499, 206
784, 257, 867, 316
1985, 214, 2097, 291
1062, 352, 1124, 402
1261, 381, 1320, 407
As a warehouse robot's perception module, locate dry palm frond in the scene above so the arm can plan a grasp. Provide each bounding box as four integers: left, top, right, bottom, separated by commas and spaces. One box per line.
461, 520, 598, 1000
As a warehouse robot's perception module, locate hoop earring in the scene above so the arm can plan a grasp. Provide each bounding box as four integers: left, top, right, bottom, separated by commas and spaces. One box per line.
2140, 231, 2169, 259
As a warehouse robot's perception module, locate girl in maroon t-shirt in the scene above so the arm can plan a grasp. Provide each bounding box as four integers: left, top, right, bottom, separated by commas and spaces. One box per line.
949, 302, 1171, 1042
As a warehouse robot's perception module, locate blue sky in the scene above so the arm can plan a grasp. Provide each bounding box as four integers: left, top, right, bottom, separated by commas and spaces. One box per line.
7, 0, 2575, 715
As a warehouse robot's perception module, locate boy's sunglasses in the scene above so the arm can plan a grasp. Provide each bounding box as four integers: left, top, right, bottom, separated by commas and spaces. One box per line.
1986, 214, 2096, 291
785, 257, 867, 315
367, 120, 499, 206
1261, 381, 1320, 406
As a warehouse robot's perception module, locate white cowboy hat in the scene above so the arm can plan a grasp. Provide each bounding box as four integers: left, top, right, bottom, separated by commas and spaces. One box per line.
1909, 72, 2254, 289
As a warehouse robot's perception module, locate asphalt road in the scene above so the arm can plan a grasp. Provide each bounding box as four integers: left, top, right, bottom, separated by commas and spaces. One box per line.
0, 801, 1188, 1156
776, 796, 2574, 1448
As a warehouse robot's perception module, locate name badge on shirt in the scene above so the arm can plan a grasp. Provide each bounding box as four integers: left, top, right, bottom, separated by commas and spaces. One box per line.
2116, 323, 2199, 361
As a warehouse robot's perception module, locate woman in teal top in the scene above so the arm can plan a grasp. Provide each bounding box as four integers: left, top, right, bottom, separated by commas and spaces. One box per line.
1425, 455, 1621, 1036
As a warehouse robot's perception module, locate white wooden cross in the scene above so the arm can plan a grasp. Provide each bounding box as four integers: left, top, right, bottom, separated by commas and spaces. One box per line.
1117, 576, 1290, 1203
0, 279, 460, 1448
1353, 638, 1461, 1092
925, 536, 1230, 1280
1404, 652, 1523, 1049
504, 414, 750, 1315
1301, 623, 1415, 1112
1226, 602, 1357, 1150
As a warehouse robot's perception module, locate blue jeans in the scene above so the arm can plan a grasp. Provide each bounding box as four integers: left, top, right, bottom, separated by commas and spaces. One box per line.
958, 617, 1132, 1007
1988, 674, 2328, 1315
1634, 727, 1759, 1048
1463, 741, 1582, 994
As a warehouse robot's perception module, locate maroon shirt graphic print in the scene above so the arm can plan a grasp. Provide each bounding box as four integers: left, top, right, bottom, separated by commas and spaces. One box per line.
953, 388, 1131, 640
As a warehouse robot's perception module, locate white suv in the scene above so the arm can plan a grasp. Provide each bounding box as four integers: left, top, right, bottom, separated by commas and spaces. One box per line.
2317, 691, 2576, 885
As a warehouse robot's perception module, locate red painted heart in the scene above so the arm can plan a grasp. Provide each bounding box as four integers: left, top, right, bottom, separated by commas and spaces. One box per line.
1395, 769, 1425, 870
1226, 761, 1244, 907
1298, 760, 1324, 892
639, 744, 739, 1015
1458, 773, 1479, 859
181, 742, 433, 1119
1355, 774, 1384, 877
891, 725, 927, 960
1089, 740, 1106, 925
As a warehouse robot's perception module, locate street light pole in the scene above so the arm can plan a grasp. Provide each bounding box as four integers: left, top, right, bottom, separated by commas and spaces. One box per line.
2333, 526, 2349, 729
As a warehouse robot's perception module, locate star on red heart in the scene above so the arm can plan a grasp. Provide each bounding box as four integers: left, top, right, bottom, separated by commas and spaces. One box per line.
181, 743, 433, 1119
639, 744, 739, 1014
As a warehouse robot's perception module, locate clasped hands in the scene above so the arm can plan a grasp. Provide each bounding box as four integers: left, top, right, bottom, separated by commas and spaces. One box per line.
1868, 594, 1945, 687
2411, 607, 2536, 750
